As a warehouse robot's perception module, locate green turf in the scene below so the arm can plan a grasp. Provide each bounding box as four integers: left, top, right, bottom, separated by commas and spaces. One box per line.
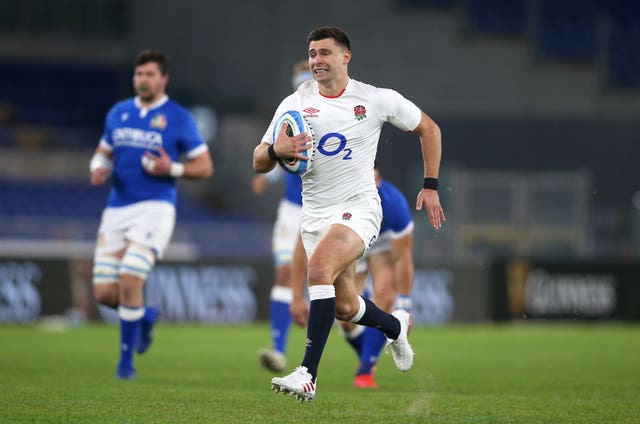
0, 322, 638, 423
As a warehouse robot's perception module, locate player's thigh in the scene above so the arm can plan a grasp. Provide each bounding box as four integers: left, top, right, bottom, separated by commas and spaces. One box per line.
274, 263, 292, 287
93, 282, 119, 306
307, 223, 363, 285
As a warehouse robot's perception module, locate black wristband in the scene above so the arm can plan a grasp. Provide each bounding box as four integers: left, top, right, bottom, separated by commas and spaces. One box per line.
423, 177, 438, 191
267, 144, 278, 161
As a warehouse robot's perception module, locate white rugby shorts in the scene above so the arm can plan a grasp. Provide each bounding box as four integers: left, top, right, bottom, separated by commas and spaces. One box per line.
94, 200, 176, 259
301, 195, 382, 260
272, 199, 302, 266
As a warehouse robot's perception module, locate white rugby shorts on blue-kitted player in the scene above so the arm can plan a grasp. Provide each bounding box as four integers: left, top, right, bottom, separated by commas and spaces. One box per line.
94, 200, 176, 259
272, 199, 302, 266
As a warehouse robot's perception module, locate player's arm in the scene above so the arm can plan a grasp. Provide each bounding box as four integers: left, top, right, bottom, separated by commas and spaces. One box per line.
182, 150, 213, 180
412, 111, 445, 229
253, 142, 278, 174
252, 166, 284, 195
89, 145, 114, 186
253, 124, 312, 173
289, 232, 309, 327
390, 231, 414, 312
142, 147, 213, 179
251, 174, 269, 195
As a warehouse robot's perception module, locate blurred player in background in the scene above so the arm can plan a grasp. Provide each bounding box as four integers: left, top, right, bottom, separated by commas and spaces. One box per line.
89, 49, 213, 379
253, 26, 444, 402
253, 60, 313, 372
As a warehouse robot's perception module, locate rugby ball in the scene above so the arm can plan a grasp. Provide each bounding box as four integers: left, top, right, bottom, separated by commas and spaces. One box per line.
272, 110, 315, 175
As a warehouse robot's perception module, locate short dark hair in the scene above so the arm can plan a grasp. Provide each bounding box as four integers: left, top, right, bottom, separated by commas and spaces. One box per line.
307, 26, 351, 50
135, 49, 170, 75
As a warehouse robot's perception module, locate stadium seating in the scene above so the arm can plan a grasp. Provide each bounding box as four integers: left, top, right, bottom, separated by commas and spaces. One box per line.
452, 0, 638, 86
0, 178, 269, 258
532, 0, 598, 62
0, 179, 224, 221
603, 0, 640, 87
0, 61, 123, 130
463, 0, 527, 36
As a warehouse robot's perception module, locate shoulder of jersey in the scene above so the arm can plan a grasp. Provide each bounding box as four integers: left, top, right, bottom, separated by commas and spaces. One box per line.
298, 79, 315, 90
107, 98, 134, 117
114, 98, 135, 110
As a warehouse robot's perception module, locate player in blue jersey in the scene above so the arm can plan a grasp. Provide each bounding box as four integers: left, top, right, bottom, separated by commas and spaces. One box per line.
89, 49, 213, 379
252, 60, 312, 372
339, 163, 415, 389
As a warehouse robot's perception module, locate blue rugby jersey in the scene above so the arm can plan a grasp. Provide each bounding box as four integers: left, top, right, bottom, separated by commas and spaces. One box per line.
378, 179, 413, 236
100, 96, 207, 207
283, 173, 303, 206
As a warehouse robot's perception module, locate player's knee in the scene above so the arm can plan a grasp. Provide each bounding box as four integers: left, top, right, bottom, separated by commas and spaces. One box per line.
307, 260, 332, 286
120, 243, 156, 281
274, 264, 292, 287
93, 283, 118, 307
339, 320, 355, 332
119, 277, 140, 301
335, 298, 358, 321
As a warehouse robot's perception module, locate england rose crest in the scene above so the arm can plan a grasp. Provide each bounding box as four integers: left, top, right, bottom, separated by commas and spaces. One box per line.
354, 105, 367, 121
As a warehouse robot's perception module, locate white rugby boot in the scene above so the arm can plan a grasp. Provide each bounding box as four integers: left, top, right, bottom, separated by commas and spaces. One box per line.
258, 348, 286, 372
385, 309, 414, 371
271, 366, 316, 402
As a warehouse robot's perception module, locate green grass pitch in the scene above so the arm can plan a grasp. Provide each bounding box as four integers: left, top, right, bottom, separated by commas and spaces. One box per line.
0, 322, 638, 423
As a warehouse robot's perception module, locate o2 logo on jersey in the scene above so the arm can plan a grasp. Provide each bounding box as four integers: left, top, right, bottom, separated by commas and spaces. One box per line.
317, 132, 352, 160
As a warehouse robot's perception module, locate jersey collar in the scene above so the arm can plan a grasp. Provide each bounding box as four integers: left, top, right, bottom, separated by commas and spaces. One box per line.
319, 78, 350, 99
134, 95, 169, 118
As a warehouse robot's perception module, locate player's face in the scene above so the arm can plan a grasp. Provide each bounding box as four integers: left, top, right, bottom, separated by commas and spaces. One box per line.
133, 62, 168, 103
308, 38, 350, 83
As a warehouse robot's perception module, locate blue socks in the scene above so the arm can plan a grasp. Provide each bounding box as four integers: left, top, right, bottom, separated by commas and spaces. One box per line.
356, 327, 387, 375
117, 305, 144, 375
269, 286, 293, 353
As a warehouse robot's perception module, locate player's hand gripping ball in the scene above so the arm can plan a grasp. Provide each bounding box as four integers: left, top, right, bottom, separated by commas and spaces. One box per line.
272, 110, 315, 175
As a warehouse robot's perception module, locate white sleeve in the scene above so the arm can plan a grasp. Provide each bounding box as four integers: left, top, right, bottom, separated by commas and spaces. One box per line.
376, 88, 422, 132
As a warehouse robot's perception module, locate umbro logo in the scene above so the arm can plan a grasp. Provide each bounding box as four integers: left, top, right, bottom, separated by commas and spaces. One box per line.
303, 107, 319, 118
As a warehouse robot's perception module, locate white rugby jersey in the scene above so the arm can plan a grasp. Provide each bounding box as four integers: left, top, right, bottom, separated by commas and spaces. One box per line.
262, 78, 422, 216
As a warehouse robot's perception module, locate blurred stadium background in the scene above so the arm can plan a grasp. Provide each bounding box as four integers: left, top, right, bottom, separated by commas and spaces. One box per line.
1, 0, 639, 325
